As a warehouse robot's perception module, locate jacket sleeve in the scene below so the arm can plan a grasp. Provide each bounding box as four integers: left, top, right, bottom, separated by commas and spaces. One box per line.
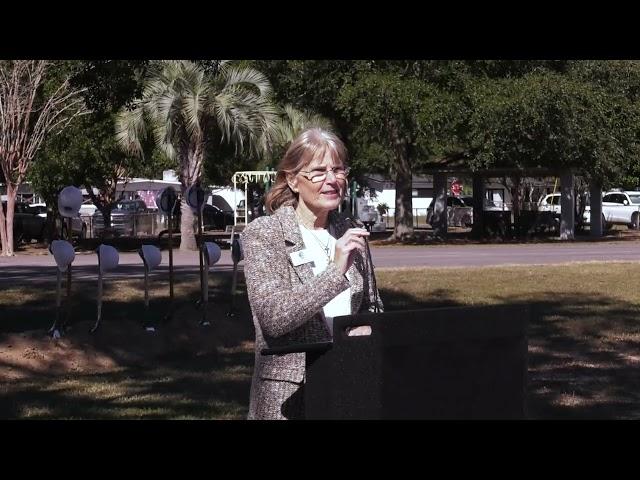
242, 221, 351, 338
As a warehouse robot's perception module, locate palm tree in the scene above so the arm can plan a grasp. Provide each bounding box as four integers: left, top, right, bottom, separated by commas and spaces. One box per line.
256, 104, 334, 170
274, 104, 333, 145
116, 60, 279, 250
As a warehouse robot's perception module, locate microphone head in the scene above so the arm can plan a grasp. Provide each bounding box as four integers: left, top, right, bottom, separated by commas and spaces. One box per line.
344, 215, 365, 229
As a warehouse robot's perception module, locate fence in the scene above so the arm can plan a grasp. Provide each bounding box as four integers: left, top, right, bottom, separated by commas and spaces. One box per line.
382, 208, 429, 229
86, 212, 197, 238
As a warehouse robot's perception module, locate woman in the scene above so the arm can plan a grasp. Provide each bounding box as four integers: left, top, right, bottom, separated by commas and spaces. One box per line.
242, 127, 383, 420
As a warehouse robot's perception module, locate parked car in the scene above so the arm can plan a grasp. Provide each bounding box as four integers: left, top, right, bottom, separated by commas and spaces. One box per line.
155, 200, 234, 236
601, 190, 640, 229
537, 191, 640, 229
358, 205, 379, 230
92, 199, 154, 237
460, 196, 505, 212
78, 201, 97, 217
2, 201, 47, 245
427, 196, 474, 227
234, 189, 269, 224
30, 203, 87, 239
203, 204, 234, 231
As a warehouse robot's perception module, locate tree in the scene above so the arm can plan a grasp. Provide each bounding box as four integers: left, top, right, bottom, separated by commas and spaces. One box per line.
116, 60, 279, 250
464, 70, 640, 186
338, 72, 458, 240
32, 114, 165, 234
0, 60, 86, 256
256, 60, 640, 240
31, 61, 153, 236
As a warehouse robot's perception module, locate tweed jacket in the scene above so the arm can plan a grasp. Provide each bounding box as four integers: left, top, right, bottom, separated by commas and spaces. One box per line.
242, 205, 383, 419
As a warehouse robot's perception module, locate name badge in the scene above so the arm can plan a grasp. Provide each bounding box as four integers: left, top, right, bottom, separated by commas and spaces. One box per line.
289, 249, 313, 266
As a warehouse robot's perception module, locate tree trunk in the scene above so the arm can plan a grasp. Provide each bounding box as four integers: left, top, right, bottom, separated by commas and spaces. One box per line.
393, 148, 413, 240
0, 197, 8, 256
471, 174, 485, 238
432, 173, 448, 239
178, 143, 203, 251
87, 184, 120, 238
391, 130, 413, 241
512, 175, 521, 238
99, 205, 112, 230
179, 196, 197, 251
1, 185, 16, 256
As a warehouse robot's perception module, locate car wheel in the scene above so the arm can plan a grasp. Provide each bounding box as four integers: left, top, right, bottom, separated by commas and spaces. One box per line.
461, 214, 473, 228
602, 214, 611, 232
628, 212, 639, 230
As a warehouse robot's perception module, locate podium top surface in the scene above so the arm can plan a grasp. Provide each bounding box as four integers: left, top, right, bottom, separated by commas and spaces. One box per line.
261, 304, 529, 356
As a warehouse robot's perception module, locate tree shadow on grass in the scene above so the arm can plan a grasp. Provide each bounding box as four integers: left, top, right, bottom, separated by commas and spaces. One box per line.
0, 271, 256, 419
3, 273, 640, 419
0, 348, 254, 419
380, 286, 640, 419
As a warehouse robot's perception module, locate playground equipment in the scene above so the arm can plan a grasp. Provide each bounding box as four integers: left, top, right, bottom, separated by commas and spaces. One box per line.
231, 170, 276, 225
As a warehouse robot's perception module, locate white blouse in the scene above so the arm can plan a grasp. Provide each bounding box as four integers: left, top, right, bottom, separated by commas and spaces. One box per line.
299, 224, 352, 335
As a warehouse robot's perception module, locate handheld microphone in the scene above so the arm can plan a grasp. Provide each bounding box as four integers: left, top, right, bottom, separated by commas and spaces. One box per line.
345, 215, 380, 313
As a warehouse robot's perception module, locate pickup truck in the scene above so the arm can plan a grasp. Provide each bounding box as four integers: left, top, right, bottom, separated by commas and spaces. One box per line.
427, 196, 474, 227
2, 201, 47, 245
92, 199, 155, 237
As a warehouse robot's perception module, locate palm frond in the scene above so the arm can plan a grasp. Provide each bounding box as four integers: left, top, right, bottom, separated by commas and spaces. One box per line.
115, 104, 147, 157
222, 66, 273, 98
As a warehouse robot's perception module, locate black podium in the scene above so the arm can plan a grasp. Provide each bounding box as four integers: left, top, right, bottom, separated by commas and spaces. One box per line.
262, 304, 529, 419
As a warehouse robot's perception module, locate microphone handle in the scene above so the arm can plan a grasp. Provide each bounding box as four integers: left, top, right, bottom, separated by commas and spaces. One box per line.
345, 216, 380, 313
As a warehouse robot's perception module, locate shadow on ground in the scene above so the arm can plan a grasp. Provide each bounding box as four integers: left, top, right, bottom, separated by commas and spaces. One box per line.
381, 287, 640, 419
2, 270, 640, 419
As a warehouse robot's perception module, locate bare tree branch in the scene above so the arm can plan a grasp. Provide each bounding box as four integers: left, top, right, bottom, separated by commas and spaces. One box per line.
0, 60, 88, 255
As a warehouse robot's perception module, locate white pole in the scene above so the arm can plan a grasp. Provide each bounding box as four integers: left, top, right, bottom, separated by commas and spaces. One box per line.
233, 178, 237, 226
244, 181, 248, 225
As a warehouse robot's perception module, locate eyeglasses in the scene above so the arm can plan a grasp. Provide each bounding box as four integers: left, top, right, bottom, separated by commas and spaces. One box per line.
299, 166, 350, 183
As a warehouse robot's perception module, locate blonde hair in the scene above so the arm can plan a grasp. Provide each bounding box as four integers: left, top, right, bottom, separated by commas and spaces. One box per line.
265, 128, 349, 214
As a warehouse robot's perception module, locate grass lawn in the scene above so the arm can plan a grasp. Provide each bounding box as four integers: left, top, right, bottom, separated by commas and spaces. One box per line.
2, 262, 640, 419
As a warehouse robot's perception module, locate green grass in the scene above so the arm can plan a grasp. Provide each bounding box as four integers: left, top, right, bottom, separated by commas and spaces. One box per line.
2, 262, 640, 418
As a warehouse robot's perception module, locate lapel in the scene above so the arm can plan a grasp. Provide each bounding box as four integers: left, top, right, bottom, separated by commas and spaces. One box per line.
277, 206, 315, 284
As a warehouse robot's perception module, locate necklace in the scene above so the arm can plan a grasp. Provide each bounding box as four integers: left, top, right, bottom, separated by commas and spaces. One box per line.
295, 210, 332, 257
301, 224, 332, 258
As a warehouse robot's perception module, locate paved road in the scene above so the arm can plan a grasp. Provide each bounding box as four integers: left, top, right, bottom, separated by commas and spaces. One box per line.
369, 242, 640, 268
2, 241, 640, 284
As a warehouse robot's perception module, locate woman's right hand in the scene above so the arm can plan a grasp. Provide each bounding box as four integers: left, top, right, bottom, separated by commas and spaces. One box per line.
334, 228, 370, 274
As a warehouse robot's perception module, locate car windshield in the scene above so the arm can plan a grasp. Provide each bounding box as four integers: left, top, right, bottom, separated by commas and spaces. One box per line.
116, 202, 138, 211
627, 194, 640, 205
